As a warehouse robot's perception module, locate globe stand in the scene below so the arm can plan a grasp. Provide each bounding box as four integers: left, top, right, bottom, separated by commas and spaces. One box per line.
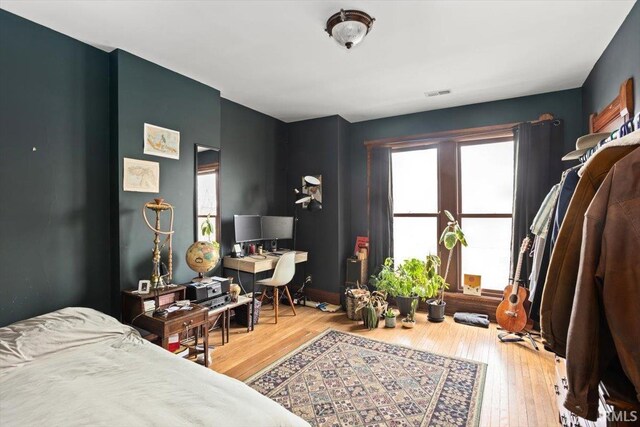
191, 273, 213, 284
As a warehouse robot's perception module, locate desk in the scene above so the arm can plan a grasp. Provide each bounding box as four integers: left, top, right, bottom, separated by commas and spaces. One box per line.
223, 251, 308, 330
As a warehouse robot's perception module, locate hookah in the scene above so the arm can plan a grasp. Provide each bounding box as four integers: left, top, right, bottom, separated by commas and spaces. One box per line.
142, 198, 175, 290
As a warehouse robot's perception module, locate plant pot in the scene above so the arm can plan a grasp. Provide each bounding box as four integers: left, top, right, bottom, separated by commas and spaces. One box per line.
401, 319, 416, 329
396, 295, 419, 316
427, 299, 446, 323
384, 316, 397, 328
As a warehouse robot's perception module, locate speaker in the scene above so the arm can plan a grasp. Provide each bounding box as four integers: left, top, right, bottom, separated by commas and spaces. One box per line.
346, 258, 367, 285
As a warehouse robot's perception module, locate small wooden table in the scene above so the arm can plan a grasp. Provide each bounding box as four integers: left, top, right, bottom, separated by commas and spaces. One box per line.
207, 295, 252, 345
132, 304, 210, 367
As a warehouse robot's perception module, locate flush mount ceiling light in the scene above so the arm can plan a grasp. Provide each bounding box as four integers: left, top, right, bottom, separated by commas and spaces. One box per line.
325, 9, 375, 49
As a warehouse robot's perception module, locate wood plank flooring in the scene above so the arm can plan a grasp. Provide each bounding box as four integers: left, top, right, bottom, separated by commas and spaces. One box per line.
209, 305, 558, 427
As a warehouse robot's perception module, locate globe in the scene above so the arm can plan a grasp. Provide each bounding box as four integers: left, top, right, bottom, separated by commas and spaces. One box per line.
186, 241, 220, 278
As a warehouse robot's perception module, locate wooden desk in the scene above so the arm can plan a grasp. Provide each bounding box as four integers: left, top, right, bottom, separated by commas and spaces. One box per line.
223, 251, 308, 273
223, 251, 308, 330
132, 304, 210, 367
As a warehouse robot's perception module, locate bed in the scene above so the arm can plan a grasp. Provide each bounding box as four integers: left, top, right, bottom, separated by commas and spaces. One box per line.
0, 307, 309, 427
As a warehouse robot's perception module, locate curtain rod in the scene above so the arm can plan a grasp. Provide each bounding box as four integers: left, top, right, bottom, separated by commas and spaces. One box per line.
364, 113, 554, 149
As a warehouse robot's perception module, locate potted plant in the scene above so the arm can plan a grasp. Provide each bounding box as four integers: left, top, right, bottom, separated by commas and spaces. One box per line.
356, 291, 387, 330
401, 299, 418, 328
383, 308, 397, 328
427, 210, 468, 323
371, 258, 434, 316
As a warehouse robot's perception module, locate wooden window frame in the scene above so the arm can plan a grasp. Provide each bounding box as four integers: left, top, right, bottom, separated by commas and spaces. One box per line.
367, 117, 552, 306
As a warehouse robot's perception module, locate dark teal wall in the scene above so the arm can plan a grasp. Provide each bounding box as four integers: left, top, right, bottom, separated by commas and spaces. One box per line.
0, 10, 111, 326
220, 98, 288, 255
286, 116, 350, 294
582, 2, 640, 131
348, 88, 583, 254
110, 50, 221, 305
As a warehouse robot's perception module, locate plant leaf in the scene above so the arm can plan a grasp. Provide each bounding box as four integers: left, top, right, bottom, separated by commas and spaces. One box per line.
444, 210, 455, 221
444, 231, 457, 250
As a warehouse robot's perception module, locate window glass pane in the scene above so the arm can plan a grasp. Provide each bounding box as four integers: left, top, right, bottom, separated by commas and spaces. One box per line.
393, 217, 438, 266
392, 148, 438, 213
197, 172, 217, 216
460, 141, 514, 214
460, 217, 512, 291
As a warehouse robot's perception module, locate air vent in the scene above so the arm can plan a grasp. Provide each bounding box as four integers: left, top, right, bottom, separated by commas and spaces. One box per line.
425, 89, 451, 97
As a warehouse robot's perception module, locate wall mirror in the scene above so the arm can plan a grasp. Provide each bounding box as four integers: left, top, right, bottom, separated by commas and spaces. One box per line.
194, 145, 220, 242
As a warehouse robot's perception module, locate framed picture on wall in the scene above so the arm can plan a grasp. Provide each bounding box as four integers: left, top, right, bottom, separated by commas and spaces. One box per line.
123, 158, 160, 193
301, 175, 322, 208
143, 123, 180, 160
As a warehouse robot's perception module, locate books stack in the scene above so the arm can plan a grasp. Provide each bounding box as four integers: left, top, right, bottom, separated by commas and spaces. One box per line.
143, 300, 156, 312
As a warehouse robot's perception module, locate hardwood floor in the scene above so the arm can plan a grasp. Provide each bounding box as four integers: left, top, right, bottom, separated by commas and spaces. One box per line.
209, 305, 558, 427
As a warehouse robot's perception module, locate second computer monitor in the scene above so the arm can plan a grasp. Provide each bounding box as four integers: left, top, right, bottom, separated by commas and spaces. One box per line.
261, 216, 294, 240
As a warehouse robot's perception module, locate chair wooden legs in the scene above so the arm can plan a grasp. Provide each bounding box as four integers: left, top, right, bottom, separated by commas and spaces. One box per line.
284, 286, 296, 316
274, 287, 279, 324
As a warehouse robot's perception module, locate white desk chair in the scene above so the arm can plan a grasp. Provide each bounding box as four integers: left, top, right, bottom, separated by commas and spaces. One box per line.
256, 252, 297, 323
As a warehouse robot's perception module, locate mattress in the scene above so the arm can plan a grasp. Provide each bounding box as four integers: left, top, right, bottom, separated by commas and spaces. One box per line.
0, 307, 308, 427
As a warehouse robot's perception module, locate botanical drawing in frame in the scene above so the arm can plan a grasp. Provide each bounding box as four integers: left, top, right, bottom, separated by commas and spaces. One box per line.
123, 158, 159, 193
143, 123, 180, 160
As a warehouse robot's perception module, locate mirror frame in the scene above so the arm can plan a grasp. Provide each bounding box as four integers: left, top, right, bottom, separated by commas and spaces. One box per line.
194, 145, 221, 243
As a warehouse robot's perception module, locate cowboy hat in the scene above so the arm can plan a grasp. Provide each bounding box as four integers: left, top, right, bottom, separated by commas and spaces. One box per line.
562, 132, 610, 161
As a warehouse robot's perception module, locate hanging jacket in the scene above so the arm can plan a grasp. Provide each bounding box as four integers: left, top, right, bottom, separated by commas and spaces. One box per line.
540, 130, 640, 357
550, 168, 579, 251
564, 147, 640, 420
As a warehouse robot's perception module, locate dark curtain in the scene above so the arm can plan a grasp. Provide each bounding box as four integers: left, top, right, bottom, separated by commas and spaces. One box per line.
511, 120, 564, 290
368, 147, 394, 278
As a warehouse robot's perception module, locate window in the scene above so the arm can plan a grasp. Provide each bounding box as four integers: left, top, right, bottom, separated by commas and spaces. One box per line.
197, 166, 219, 242
392, 148, 439, 264
391, 138, 514, 294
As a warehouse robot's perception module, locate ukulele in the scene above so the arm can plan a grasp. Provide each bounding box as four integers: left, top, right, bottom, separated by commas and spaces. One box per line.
496, 236, 532, 333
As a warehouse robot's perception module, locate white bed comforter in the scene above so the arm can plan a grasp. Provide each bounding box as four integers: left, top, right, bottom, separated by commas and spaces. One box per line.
0, 307, 308, 427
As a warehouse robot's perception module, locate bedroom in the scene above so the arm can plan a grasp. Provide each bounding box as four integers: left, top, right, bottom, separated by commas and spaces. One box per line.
0, 1, 639, 426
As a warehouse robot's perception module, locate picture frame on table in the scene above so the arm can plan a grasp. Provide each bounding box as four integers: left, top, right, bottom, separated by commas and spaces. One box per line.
137, 280, 150, 294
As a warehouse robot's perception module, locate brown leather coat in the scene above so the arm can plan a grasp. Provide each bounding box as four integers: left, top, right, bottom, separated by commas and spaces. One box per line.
540, 144, 637, 357
564, 147, 640, 420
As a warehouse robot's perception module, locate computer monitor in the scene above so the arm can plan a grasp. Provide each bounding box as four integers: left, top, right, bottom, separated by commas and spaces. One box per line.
261, 216, 294, 240
234, 215, 262, 242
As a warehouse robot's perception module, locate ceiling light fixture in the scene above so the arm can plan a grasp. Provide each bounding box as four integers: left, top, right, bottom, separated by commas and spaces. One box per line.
325, 9, 375, 50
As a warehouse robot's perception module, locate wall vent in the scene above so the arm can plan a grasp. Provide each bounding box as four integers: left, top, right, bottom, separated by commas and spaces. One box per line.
425, 89, 451, 97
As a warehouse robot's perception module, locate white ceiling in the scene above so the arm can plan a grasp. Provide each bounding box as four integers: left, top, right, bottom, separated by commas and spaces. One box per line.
2, 1, 635, 123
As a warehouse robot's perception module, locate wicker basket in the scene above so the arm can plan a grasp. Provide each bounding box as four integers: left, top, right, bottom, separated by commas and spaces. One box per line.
346, 288, 369, 320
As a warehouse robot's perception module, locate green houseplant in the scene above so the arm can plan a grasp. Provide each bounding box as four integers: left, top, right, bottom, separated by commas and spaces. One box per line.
356, 291, 387, 330
383, 308, 397, 328
427, 210, 468, 322
371, 257, 437, 316
401, 298, 418, 328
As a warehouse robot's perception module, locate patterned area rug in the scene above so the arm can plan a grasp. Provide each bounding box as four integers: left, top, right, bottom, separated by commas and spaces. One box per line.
246, 329, 486, 427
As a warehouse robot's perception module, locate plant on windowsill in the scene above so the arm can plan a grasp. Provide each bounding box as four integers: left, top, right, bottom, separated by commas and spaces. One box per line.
401, 298, 418, 328
427, 210, 468, 323
200, 214, 215, 242
383, 308, 397, 328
